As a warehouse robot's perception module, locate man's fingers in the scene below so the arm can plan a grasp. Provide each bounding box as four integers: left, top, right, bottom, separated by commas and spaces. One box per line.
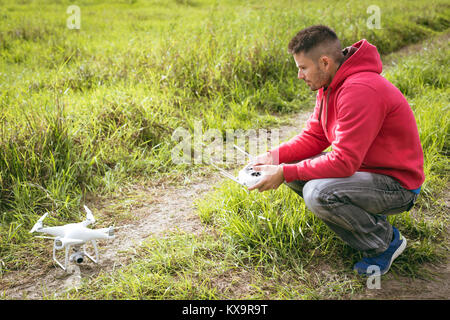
247, 180, 264, 191
256, 183, 275, 192
247, 165, 282, 192
252, 165, 264, 171
247, 176, 268, 191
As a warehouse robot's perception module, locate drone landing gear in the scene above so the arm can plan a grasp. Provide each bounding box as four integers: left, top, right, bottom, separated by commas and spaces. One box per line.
53, 239, 99, 272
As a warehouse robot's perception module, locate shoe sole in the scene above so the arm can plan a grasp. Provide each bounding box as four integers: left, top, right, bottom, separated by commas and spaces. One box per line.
380, 236, 407, 276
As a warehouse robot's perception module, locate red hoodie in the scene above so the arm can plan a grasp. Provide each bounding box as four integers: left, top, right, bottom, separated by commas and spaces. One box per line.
271, 39, 425, 190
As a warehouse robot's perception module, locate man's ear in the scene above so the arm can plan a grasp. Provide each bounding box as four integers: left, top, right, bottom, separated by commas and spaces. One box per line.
318, 55, 332, 70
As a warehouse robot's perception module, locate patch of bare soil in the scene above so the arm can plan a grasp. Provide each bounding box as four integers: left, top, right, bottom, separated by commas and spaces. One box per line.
356, 257, 450, 300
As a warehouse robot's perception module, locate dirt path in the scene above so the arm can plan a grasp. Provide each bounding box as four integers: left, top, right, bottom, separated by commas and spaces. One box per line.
356, 256, 450, 299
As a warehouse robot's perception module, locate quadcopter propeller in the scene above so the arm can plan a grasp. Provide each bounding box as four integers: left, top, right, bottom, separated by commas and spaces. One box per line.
29, 212, 49, 233
83, 205, 95, 225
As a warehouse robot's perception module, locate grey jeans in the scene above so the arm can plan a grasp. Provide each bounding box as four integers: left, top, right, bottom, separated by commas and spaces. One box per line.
285, 171, 418, 257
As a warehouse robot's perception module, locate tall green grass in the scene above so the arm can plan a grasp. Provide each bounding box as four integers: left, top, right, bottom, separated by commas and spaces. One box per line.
67, 233, 225, 299
0, 0, 449, 278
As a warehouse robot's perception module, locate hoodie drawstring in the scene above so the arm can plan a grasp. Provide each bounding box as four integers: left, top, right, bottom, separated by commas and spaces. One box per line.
318, 87, 332, 130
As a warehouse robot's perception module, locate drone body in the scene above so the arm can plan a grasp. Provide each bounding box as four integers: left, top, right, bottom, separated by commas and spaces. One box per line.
29, 206, 115, 271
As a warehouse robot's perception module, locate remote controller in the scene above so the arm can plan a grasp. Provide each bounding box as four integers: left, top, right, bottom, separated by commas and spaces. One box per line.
237, 165, 264, 188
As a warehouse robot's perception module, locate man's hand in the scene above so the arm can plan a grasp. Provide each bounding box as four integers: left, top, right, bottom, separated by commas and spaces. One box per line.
247, 165, 285, 192
249, 151, 273, 166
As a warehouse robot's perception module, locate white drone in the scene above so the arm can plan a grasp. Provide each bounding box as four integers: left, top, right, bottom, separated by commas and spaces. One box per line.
29, 206, 115, 271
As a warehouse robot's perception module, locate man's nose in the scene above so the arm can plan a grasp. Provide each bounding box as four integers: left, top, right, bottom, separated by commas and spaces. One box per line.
298, 69, 305, 80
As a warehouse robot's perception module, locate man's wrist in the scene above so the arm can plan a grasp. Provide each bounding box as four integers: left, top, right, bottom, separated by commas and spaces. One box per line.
267, 151, 274, 165
278, 164, 285, 181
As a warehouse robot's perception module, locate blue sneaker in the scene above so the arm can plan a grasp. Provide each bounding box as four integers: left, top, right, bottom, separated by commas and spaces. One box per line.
353, 227, 407, 276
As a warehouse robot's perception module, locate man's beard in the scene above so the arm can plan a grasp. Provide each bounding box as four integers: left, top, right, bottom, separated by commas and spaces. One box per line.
310, 69, 331, 91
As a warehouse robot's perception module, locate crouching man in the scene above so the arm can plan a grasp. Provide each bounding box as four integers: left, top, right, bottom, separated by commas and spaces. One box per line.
248, 25, 424, 276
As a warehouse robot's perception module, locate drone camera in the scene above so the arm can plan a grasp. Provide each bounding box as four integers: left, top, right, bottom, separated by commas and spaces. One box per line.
70, 252, 84, 264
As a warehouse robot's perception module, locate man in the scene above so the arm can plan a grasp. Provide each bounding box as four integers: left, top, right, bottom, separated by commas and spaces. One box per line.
247, 25, 424, 276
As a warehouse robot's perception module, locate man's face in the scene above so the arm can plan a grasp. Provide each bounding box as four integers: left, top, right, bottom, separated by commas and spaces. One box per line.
293, 52, 331, 91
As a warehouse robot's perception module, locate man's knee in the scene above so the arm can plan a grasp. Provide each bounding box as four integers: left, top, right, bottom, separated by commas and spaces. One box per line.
303, 179, 342, 220
302, 179, 327, 212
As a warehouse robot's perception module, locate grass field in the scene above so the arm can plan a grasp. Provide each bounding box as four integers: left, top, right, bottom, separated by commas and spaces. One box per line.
0, 0, 449, 299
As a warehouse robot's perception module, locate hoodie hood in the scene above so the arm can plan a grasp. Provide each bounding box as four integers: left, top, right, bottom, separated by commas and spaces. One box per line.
330, 39, 383, 89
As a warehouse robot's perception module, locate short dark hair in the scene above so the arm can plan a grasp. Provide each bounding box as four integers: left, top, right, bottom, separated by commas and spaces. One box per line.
288, 25, 340, 58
